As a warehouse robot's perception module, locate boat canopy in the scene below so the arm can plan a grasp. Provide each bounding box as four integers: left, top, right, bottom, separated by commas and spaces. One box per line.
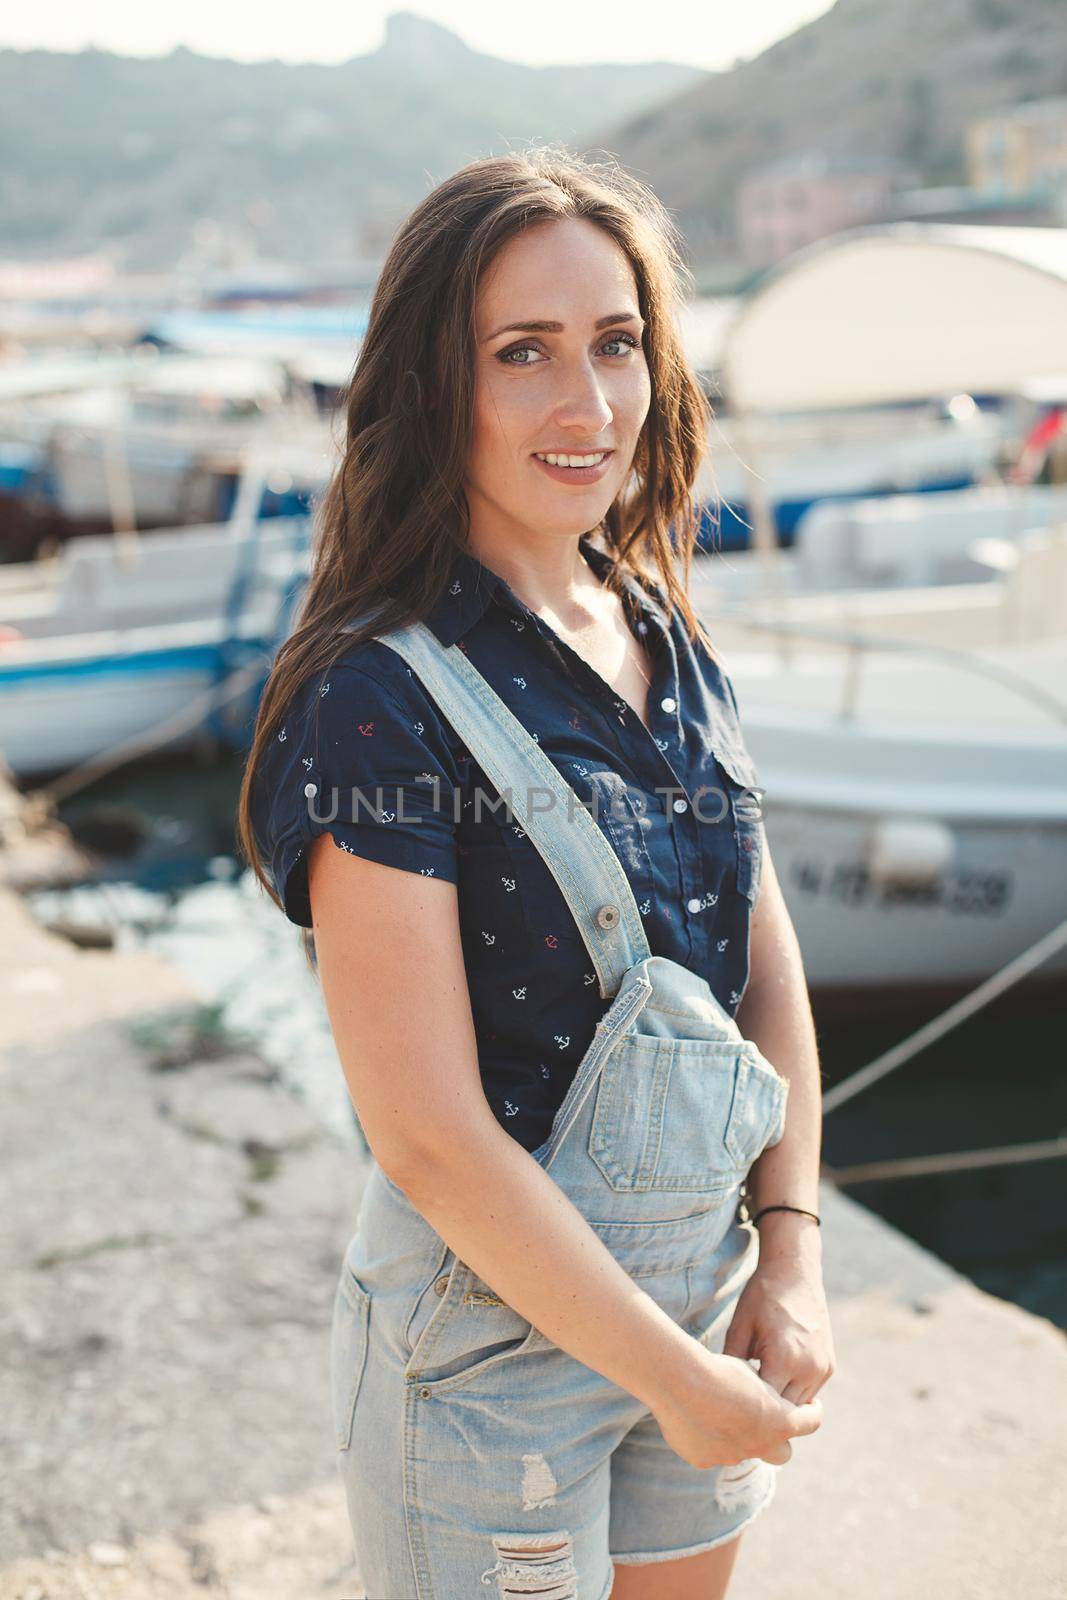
719, 223, 1067, 413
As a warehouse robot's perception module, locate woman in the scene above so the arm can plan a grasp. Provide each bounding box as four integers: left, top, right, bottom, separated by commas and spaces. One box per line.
238, 144, 834, 1599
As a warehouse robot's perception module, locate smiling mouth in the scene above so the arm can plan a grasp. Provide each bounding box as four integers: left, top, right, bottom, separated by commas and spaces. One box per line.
531, 449, 614, 469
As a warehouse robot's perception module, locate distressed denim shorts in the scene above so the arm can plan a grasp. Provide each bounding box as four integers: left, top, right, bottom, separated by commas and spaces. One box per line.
330, 955, 790, 1599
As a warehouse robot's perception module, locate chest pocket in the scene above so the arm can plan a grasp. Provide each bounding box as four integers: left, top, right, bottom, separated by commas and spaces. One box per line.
588, 768, 659, 882
495, 766, 659, 946
719, 748, 765, 907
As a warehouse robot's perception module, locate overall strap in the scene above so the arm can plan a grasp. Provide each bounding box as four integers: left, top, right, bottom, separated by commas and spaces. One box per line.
370, 619, 652, 1000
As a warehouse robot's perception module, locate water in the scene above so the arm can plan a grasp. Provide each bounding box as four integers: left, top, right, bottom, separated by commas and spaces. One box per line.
27, 750, 1067, 1334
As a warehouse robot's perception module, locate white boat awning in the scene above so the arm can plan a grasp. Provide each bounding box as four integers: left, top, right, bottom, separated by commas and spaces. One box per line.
720, 223, 1067, 413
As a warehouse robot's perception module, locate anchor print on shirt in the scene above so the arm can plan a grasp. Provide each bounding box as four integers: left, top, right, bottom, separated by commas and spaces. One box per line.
449, 579, 462, 595
504, 1100, 520, 1117
263, 560, 757, 1153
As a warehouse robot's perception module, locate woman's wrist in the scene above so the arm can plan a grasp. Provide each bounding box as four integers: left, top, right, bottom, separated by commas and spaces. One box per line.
752, 1206, 823, 1261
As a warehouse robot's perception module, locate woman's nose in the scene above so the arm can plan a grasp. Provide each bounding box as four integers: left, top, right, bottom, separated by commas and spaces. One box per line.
551, 365, 614, 429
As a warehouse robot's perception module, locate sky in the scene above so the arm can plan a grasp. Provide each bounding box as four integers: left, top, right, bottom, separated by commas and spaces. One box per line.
0, 1, 837, 72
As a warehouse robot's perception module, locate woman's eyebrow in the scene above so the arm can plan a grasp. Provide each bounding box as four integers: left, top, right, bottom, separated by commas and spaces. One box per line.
481, 312, 645, 342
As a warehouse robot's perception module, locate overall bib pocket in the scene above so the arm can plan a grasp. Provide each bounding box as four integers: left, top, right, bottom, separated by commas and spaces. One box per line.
331, 1269, 370, 1452
588, 1033, 788, 1194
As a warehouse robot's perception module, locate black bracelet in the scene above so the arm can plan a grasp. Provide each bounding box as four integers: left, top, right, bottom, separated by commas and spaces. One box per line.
751, 1203, 821, 1228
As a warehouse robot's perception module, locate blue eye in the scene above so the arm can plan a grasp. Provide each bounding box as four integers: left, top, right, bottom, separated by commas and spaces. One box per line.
601, 332, 641, 356
497, 331, 641, 366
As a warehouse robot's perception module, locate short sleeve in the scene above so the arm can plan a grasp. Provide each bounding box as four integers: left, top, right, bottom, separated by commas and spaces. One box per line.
249, 659, 462, 927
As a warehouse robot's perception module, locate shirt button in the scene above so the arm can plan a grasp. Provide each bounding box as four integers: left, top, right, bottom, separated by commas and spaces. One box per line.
687, 897, 702, 913
660, 696, 677, 713
673, 798, 688, 814
596, 904, 621, 930
303, 782, 317, 798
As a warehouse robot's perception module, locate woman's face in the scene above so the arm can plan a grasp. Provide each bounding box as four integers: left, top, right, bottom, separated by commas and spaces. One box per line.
465, 216, 652, 545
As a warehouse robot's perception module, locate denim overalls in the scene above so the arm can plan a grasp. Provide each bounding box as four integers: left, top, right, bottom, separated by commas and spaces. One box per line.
330, 619, 790, 1599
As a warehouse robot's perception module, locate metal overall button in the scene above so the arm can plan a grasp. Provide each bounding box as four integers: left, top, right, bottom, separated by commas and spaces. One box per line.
433, 1275, 449, 1295
596, 904, 621, 930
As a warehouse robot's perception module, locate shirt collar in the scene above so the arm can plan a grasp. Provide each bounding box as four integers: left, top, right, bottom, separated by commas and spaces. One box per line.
425, 532, 669, 648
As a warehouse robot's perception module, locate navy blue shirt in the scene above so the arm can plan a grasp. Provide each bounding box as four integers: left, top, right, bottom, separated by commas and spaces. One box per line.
249, 531, 766, 1154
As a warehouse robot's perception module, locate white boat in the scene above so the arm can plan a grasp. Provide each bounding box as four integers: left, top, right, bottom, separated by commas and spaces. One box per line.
699, 393, 1008, 548
0, 514, 311, 778
1, 351, 333, 527
719, 632, 1067, 1008
688, 222, 1067, 1005
692, 479, 1067, 609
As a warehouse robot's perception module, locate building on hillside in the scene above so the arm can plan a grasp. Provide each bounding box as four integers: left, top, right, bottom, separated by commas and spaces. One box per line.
736, 151, 906, 268
965, 97, 1067, 221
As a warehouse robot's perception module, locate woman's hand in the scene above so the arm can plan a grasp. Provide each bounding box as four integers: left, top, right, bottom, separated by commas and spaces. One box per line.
651, 1345, 823, 1470
722, 1237, 836, 1406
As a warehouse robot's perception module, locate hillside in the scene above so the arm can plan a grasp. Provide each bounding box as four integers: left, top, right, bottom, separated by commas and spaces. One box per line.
3, 0, 1063, 275
0, 12, 703, 268
601, 0, 1067, 273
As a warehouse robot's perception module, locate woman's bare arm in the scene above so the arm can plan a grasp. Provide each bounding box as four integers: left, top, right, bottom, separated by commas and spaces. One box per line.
307, 832, 820, 1462
308, 831, 700, 1404
735, 844, 824, 1268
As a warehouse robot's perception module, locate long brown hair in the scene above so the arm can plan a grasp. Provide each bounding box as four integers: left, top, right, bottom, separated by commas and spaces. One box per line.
236, 141, 720, 929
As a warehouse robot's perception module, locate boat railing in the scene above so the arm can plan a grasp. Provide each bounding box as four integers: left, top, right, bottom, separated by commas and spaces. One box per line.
716, 604, 1067, 729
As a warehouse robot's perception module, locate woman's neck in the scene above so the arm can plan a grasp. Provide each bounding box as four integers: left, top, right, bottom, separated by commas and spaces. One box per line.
467, 531, 606, 633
